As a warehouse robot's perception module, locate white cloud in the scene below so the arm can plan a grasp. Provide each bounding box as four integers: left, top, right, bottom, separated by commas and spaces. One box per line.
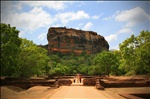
19, 31, 25, 37
19, 1, 68, 10
1, 1, 73, 13
102, 14, 116, 21
1, 2, 90, 34
111, 45, 119, 50
1, 1, 91, 32
115, 7, 150, 27
103, 7, 148, 44
105, 27, 133, 43
38, 33, 47, 40
105, 34, 117, 42
92, 15, 100, 19
76, 23, 84, 29
103, 7, 150, 27
1, 7, 53, 31
83, 22, 93, 30
51, 24, 61, 27
1, 1, 23, 16
79, 23, 84, 26
118, 28, 133, 34
102, 12, 117, 21
55, 10, 90, 24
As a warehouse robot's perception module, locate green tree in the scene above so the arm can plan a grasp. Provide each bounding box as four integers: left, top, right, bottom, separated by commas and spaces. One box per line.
1, 23, 21, 76
17, 38, 49, 77
93, 51, 119, 76
112, 50, 122, 75
137, 42, 150, 74
136, 31, 150, 74
77, 64, 88, 74
119, 30, 150, 75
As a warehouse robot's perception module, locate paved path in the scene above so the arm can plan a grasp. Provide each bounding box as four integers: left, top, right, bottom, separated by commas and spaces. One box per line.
49, 86, 113, 99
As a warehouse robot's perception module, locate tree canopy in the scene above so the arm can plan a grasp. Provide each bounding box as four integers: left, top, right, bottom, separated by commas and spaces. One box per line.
1, 23, 21, 76
119, 30, 150, 75
93, 51, 120, 76
1, 23, 50, 77
17, 38, 50, 77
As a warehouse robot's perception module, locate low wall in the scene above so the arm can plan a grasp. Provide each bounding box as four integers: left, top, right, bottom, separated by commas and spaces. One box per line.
100, 79, 150, 88
83, 78, 96, 86
82, 77, 150, 88
1, 77, 72, 89
1, 78, 55, 89
57, 79, 72, 86
1, 76, 150, 89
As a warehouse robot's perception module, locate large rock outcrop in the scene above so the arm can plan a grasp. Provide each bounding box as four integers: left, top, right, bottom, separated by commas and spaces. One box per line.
47, 27, 109, 54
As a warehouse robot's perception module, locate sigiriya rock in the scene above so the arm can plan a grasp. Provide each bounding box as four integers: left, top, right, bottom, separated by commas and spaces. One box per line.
47, 27, 109, 55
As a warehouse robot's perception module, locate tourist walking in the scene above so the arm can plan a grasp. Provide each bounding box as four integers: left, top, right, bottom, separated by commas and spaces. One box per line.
73, 76, 76, 83
76, 74, 79, 83
76, 74, 82, 83
79, 74, 82, 83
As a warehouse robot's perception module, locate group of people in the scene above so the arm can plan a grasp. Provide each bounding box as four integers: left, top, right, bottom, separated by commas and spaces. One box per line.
73, 74, 82, 83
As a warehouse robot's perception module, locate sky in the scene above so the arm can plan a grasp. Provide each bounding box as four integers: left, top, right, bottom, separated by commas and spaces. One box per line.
1, 1, 150, 50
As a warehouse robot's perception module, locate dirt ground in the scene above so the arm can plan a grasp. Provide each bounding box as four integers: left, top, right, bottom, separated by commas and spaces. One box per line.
1, 75, 150, 99
1, 86, 59, 99
1, 85, 150, 99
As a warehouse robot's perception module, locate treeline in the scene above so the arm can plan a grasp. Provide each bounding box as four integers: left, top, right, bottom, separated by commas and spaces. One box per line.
1, 23, 49, 78
1, 23, 150, 78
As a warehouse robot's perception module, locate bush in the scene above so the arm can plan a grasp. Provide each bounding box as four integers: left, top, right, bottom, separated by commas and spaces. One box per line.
125, 70, 136, 76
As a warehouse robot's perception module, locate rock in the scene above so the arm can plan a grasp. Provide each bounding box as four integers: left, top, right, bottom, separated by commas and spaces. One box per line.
53, 80, 60, 88
96, 84, 105, 90
83, 78, 96, 86
47, 27, 109, 55
58, 79, 72, 86
96, 79, 105, 90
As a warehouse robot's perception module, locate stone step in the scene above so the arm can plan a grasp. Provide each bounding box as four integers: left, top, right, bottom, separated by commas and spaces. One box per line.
71, 83, 83, 86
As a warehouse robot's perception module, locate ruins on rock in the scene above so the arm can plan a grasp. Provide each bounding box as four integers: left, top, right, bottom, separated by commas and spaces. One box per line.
47, 27, 109, 55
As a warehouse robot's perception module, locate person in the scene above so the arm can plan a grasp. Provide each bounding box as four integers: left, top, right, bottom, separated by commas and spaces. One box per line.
73, 76, 76, 83
79, 74, 82, 83
77, 74, 79, 83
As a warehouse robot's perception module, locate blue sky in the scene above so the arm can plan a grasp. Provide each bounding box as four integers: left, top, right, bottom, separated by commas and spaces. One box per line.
1, 1, 150, 50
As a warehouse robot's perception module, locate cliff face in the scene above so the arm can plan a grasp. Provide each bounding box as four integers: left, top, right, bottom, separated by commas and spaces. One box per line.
47, 27, 109, 55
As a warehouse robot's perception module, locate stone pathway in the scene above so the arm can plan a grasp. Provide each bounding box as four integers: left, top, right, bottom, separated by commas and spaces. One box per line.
71, 83, 83, 86
48, 78, 125, 99
49, 86, 114, 99
71, 78, 83, 86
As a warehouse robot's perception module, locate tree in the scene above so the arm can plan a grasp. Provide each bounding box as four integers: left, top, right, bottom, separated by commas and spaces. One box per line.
17, 38, 49, 77
119, 30, 150, 75
93, 51, 119, 76
112, 50, 122, 75
137, 42, 150, 73
136, 31, 150, 74
1, 23, 21, 76
77, 63, 88, 74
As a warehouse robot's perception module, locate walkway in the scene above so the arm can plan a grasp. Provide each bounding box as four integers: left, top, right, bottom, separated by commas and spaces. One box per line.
49, 86, 112, 99
48, 78, 125, 99
71, 79, 83, 86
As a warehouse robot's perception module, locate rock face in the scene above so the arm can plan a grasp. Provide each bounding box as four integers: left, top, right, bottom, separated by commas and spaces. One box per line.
47, 27, 109, 54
